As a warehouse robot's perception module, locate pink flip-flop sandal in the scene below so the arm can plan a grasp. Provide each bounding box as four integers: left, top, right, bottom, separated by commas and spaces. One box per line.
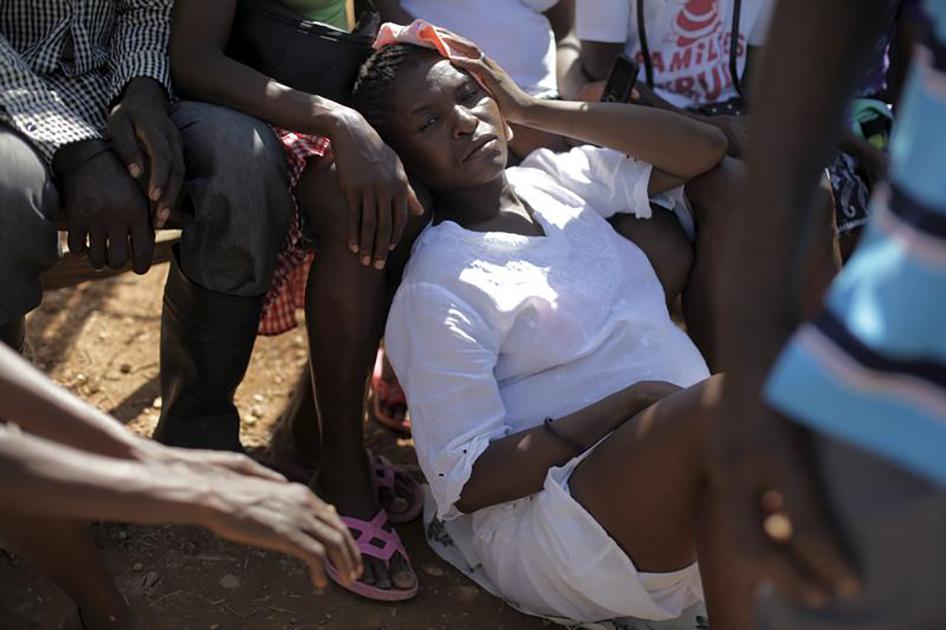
368, 348, 412, 434
369, 452, 423, 524
326, 511, 419, 602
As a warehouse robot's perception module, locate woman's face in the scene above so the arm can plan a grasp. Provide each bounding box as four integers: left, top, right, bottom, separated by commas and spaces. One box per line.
381, 57, 509, 192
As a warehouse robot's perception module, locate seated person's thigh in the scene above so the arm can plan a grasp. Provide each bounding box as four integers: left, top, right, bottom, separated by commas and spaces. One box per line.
0, 126, 60, 324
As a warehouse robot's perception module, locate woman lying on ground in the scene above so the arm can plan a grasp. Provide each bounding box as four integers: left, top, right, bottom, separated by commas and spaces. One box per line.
354, 40, 754, 627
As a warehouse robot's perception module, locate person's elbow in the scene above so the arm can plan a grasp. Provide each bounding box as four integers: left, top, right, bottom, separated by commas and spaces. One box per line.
705, 125, 729, 165
689, 125, 728, 175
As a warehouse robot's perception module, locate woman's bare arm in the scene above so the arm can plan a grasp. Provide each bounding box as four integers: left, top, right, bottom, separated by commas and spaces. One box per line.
170, 0, 353, 135
456, 381, 677, 513
450, 52, 727, 188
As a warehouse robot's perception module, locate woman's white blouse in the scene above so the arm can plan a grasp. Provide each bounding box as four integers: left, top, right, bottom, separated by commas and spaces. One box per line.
385, 146, 710, 522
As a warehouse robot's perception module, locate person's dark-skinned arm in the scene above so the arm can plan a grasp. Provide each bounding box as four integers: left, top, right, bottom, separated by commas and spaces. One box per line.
0, 427, 362, 590
548, 0, 579, 95
456, 380, 678, 513
171, 0, 423, 270
0, 344, 361, 589
451, 50, 728, 191
711, 0, 892, 608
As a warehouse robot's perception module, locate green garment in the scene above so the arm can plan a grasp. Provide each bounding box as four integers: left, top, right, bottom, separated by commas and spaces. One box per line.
278, 0, 347, 30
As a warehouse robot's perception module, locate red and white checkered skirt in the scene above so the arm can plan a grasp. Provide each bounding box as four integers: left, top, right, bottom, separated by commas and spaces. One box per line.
258, 129, 332, 336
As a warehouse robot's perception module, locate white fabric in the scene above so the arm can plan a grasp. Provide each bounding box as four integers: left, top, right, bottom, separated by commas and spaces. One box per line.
523, 145, 696, 239
576, 0, 776, 108
385, 145, 710, 622
399, 0, 560, 96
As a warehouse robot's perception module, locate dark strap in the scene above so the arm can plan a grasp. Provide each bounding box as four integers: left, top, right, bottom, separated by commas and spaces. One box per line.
639, 0, 742, 95
636, 0, 654, 88
730, 0, 743, 97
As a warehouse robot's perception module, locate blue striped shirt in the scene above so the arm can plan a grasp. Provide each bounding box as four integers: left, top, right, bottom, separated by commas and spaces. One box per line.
766, 10, 946, 486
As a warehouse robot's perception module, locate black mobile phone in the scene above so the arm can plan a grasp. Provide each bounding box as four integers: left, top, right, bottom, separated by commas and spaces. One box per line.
600, 54, 639, 103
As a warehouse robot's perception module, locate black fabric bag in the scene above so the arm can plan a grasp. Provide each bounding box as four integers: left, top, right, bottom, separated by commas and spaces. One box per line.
225, 0, 380, 106
636, 0, 746, 116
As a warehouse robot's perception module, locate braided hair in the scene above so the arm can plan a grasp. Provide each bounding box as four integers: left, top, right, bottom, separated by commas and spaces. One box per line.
351, 43, 440, 131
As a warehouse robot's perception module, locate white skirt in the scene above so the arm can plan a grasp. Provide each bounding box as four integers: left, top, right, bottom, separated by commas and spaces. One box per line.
424, 447, 706, 626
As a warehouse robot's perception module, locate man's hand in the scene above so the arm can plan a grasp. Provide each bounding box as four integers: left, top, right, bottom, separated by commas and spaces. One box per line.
200, 474, 362, 590
132, 442, 361, 589
329, 108, 424, 270
108, 77, 184, 229
54, 141, 155, 273
709, 380, 861, 608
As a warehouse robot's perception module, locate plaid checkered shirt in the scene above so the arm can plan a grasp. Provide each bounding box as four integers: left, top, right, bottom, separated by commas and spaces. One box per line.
0, 0, 173, 163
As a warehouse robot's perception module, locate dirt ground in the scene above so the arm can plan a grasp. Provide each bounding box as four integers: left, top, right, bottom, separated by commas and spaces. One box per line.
0, 263, 547, 630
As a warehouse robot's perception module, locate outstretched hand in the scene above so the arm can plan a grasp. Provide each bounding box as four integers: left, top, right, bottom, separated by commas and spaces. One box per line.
150, 445, 362, 590
203, 475, 362, 591
708, 382, 861, 608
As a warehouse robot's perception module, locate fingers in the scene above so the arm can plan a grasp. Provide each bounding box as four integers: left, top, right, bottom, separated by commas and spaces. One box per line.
154, 133, 184, 229
308, 518, 357, 586
359, 190, 377, 267
757, 545, 832, 608
774, 452, 861, 599
406, 183, 425, 216
438, 29, 481, 58
136, 125, 184, 229
286, 534, 330, 590
372, 192, 392, 270
109, 115, 146, 179
344, 187, 361, 254
137, 128, 170, 207
129, 218, 155, 275
450, 55, 486, 77
67, 225, 89, 258
312, 502, 362, 578
88, 229, 108, 270
106, 231, 130, 270
390, 191, 408, 252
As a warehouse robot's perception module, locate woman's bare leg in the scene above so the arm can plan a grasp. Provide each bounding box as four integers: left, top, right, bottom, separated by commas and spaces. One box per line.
569, 375, 753, 629
295, 158, 427, 592
0, 510, 139, 630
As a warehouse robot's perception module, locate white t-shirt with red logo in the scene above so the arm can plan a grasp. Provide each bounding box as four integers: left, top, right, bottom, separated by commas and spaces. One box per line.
577, 0, 775, 109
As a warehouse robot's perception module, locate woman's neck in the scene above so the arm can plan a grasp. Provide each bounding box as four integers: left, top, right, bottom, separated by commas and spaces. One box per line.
434, 174, 544, 237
